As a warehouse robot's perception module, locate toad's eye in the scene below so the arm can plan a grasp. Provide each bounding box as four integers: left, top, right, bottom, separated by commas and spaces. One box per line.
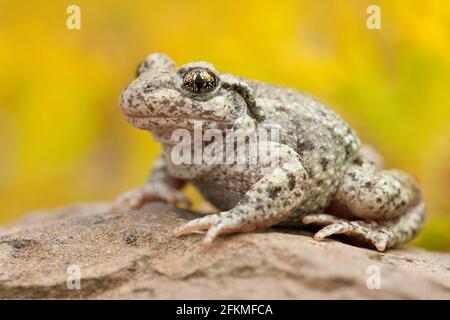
182, 69, 218, 94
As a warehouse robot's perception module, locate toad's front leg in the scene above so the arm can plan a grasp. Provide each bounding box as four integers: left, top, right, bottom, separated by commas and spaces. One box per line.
173, 147, 308, 246
112, 156, 189, 210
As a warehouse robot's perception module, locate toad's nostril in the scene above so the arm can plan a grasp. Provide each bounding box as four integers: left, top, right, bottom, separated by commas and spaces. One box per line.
143, 83, 153, 94
142, 83, 155, 93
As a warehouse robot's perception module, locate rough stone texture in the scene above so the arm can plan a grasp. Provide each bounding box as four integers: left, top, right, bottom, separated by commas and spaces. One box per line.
0, 202, 449, 299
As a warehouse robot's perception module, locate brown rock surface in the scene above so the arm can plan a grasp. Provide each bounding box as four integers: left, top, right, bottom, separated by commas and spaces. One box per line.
0, 202, 449, 299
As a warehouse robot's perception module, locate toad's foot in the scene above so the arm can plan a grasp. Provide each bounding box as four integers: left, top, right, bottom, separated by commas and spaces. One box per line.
303, 214, 394, 251
173, 210, 277, 248
111, 183, 190, 211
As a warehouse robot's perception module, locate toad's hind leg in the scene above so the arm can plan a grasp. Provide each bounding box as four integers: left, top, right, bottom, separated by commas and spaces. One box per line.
304, 158, 425, 251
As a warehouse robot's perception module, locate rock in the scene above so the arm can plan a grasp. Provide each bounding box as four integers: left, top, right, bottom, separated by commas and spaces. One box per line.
0, 202, 449, 299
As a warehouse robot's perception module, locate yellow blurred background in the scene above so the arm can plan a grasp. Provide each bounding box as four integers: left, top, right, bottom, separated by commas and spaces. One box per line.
0, 0, 449, 250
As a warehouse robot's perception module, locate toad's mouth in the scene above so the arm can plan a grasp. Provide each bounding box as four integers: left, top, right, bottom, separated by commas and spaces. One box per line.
124, 114, 233, 123
124, 114, 235, 132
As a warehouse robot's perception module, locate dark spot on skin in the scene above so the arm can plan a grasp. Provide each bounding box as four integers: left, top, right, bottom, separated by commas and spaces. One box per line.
255, 205, 264, 212
376, 197, 382, 203
268, 186, 282, 199
297, 141, 315, 153
287, 172, 296, 190
352, 158, 363, 166
135, 92, 143, 99
320, 158, 328, 171
127, 95, 134, 108
239, 194, 251, 204
344, 143, 353, 160
364, 181, 373, 188
348, 172, 357, 181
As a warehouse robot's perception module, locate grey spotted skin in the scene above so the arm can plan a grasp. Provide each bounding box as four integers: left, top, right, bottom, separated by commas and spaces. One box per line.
114, 53, 425, 251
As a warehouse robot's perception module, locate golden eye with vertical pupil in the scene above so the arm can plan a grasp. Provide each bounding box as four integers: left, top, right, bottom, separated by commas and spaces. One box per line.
182, 69, 218, 94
